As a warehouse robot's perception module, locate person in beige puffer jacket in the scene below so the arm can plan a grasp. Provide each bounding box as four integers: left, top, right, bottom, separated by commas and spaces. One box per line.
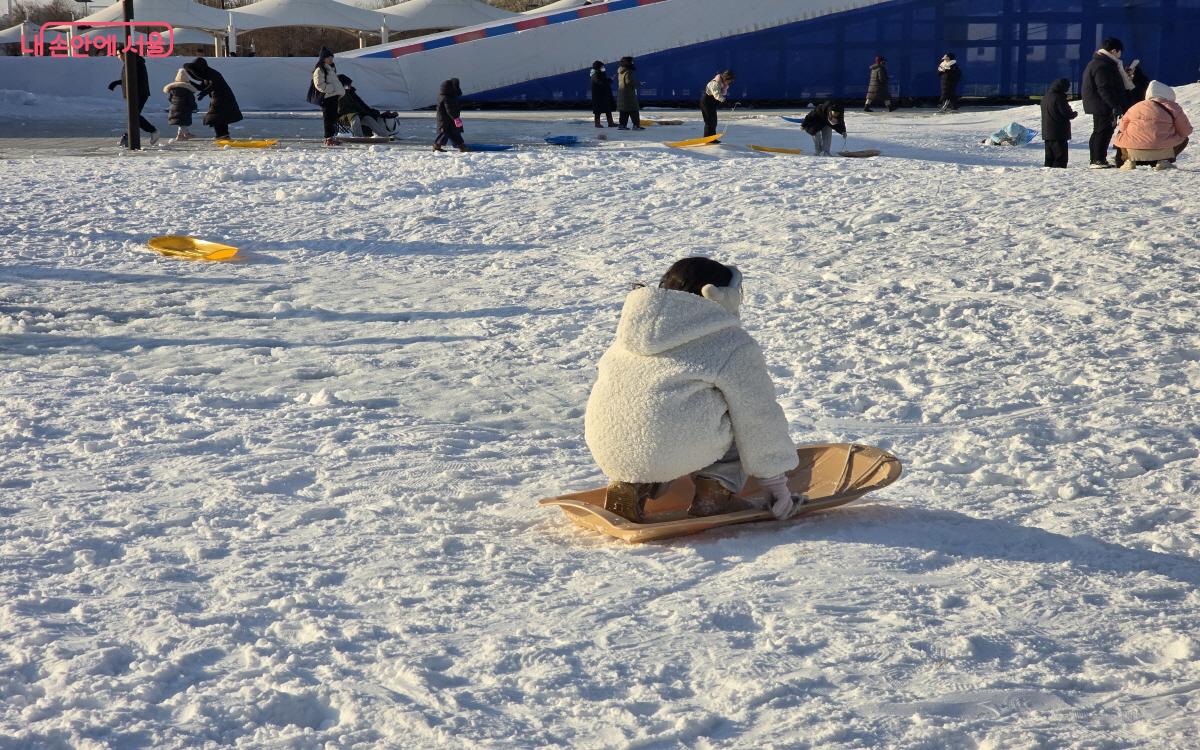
584, 257, 803, 523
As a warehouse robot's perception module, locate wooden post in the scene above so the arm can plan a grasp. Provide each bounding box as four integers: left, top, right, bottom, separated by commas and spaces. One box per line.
122, 0, 141, 150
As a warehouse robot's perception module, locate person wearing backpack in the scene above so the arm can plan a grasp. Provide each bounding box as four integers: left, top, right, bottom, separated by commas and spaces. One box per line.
310, 47, 345, 147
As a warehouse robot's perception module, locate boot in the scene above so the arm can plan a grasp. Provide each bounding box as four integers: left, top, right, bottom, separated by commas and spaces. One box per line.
687, 477, 757, 518
603, 481, 661, 523
457, 144, 469, 152
433, 144, 445, 152
606, 114, 616, 127
594, 115, 603, 128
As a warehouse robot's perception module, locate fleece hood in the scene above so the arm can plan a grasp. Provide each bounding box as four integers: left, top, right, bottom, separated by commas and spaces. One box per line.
614, 286, 740, 356
1147, 80, 1175, 102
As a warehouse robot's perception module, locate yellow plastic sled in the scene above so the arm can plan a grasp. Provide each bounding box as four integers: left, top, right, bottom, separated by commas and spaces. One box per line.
540, 443, 902, 543
666, 133, 725, 148
749, 144, 803, 154
147, 235, 239, 261
215, 138, 278, 149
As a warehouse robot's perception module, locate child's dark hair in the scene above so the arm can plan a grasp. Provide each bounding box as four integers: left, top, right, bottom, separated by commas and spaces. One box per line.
659, 257, 733, 296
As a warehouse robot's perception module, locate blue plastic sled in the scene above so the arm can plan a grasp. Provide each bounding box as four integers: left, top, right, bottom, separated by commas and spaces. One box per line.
466, 143, 514, 151
781, 116, 806, 124
545, 135, 581, 146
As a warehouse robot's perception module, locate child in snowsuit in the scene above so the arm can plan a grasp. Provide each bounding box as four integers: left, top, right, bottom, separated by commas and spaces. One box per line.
163, 68, 199, 142
1040, 78, 1077, 168
584, 257, 804, 523
433, 78, 467, 152
801, 101, 846, 156
700, 70, 734, 139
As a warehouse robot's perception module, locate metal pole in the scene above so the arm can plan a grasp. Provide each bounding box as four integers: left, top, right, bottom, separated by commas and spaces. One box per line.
122, 0, 140, 150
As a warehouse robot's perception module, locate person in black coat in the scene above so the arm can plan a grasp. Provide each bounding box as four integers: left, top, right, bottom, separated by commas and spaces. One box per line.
183, 57, 243, 140
938, 53, 961, 112
1127, 60, 1150, 105
590, 61, 616, 128
433, 78, 467, 152
1040, 79, 1077, 168
107, 50, 158, 146
1081, 37, 1128, 167
336, 74, 397, 138
801, 101, 846, 156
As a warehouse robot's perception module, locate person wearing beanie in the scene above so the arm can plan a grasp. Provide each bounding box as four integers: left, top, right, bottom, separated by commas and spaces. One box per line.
1081, 37, 1132, 168
182, 57, 242, 140
700, 70, 735, 140
584, 257, 805, 524
616, 56, 643, 130
590, 61, 616, 128
1113, 80, 1193, 170
310, 47, 345, 147
162, 68, 199, 143
1040, 79, 1077, 168
864, 55, 893, 112
938, 53, 961, 112
801, 100, 846, 156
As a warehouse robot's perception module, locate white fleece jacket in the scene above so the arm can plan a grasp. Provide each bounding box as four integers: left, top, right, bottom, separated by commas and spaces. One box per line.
585, 287, 799, 483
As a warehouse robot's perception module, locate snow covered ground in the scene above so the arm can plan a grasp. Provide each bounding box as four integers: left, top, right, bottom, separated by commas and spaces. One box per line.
2, 88, 1199, 749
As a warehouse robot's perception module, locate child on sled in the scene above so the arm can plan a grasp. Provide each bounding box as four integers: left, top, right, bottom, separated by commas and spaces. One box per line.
584, 257, 805, 523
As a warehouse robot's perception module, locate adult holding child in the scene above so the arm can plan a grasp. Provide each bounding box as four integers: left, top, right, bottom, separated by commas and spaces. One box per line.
183, 57, 242, 141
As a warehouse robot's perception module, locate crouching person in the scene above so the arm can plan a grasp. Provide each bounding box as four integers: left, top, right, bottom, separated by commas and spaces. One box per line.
584, 257, 805, 523
801, 101, 846, 156
1113, 80, 1192, 171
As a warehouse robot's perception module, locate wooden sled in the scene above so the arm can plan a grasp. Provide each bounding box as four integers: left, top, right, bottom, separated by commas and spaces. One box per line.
643, 118, 684, 126
337, 136, 395, 143
215, 138, 278, 149
839, 149, 882, 158
749, 144, 802, 154
667, 133, 725, 148
147, 235, 238, 261
540, 443, 902, 543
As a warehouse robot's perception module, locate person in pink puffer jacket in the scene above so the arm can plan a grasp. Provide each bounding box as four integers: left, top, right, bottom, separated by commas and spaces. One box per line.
1113, 80, 1192, 170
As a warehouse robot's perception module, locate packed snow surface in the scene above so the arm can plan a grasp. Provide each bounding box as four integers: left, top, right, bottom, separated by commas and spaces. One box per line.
2, 89, 1200, 749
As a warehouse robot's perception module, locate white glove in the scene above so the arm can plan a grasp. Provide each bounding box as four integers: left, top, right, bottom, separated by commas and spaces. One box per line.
758, 474, 805, 520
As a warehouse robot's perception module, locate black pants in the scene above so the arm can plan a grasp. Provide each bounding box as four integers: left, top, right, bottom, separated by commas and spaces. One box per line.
700, 95, 719, 137
1089, 112, 1116, 164
435, 125, 464, 148
322, 95, 341, 139
1044, 140, 1068, 168
618, 110, 641, 128
213, 122, 230, 138
593, 110, 614, 126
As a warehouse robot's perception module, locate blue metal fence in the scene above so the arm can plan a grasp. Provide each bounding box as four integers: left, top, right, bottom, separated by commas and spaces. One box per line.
466, 0, 1200, 104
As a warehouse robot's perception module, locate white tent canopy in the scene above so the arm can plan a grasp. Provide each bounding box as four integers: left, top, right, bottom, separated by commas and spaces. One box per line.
230, 0, 386, 32
380, 0, 516, 32
522, 0, 597, 13
0, 21, 38, 44
66, 0, 232, 32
